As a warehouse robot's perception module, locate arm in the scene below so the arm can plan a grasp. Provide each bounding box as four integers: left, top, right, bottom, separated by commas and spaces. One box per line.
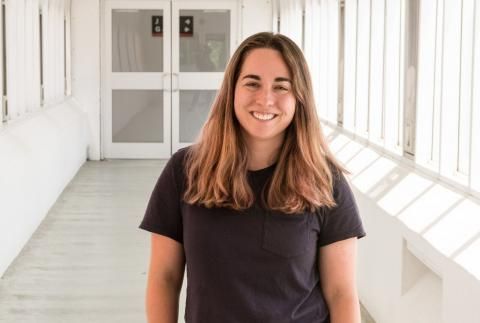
145, 233, 186, 323
318, 237, 361, 323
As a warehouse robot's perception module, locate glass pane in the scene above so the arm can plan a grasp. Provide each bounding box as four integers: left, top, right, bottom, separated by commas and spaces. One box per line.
403, 0, 419, 157
112, 9, 163, 72
179, 10, 230, 72
112, 90, 163, 143
179, 90, 216, 142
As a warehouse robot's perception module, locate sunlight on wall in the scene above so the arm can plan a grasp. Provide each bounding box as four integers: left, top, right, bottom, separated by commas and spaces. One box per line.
423, 199, 480, 257
397, 184, 462, 233
346, 148, 380, 179
455, 236, 480, 280
351, 158, 396, 196
376, 173, 431, 216
332, 139, 364, 166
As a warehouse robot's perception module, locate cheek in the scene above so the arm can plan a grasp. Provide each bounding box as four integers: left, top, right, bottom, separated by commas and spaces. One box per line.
284, 97, 296, 118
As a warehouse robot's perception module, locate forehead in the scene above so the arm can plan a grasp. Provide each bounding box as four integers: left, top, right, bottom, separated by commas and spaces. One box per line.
240, 48, 291, 78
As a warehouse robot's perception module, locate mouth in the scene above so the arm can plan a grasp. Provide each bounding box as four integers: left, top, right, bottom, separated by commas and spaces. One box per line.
250, 111, 278, 121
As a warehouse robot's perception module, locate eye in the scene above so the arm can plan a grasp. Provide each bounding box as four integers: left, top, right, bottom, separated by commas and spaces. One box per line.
274, 85, 289, 91
245, 82, 260, 88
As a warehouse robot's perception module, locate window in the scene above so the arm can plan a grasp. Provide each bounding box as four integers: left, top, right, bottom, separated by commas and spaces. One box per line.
1, 0, 7, 122
0, 0, 68, 119
471, 0, 480, 197
39, 7, 44, 105
278, 0, 303, 49
64, 16, 66, 95
282, 0, 478, 196
337, 0, 345, 126
272, 0, 280, 33
317, 0, 339, 124
437, 0, 467, 185
354, 0, 371, 137
368, 0, 387, 146
64, 1, 71, 97
456, 0, 476, 176
403, 0, 420, 158
342, 0, 358, 131
383, 0, 403, 155
415, 0, 441, 170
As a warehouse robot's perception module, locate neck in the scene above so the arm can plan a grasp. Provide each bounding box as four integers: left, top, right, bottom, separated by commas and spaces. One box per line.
244, 136, 284, 171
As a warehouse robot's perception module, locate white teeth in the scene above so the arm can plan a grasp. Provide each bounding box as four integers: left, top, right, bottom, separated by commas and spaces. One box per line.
252, 111, 275, 121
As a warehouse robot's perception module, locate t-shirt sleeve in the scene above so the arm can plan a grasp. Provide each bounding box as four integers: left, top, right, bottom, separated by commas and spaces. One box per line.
317, 171, 366, 247
138, 151, 184, 244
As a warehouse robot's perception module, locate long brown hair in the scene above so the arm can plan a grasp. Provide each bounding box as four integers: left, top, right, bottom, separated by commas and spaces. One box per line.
184, 32, 345, 214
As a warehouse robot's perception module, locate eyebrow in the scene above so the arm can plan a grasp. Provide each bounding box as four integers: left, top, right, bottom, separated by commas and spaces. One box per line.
241, 74, 292, 83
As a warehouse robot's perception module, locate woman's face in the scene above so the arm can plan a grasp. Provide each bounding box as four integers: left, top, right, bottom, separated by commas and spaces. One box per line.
234, 48, 296, 148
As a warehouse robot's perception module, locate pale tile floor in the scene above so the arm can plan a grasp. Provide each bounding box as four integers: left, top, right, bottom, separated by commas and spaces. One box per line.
0, 160, 374, 323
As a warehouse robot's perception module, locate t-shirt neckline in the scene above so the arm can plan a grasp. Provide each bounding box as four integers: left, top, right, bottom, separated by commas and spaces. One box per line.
247, 163, 277, 174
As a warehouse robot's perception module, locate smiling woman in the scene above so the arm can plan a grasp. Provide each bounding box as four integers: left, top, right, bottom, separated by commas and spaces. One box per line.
139, 32, 366, 323
183, 32, 347, 213
233, 48, 296, 162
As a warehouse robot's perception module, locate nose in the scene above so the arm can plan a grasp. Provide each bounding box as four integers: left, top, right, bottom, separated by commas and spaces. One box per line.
255, 87, 275, 107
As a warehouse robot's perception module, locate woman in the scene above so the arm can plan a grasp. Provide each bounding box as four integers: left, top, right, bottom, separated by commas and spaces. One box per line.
139, 32, 366, 323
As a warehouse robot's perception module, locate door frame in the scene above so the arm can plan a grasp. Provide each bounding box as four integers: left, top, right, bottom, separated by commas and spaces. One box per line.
101, 0, 171, 159
100, 0, 241, 159
170, 0, 238, 153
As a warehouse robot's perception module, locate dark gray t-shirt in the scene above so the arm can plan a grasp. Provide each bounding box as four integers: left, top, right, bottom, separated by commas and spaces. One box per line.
139, 147, 366, 323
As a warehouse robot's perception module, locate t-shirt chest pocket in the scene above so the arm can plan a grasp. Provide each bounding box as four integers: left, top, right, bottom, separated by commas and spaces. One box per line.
262, 212, 310, 258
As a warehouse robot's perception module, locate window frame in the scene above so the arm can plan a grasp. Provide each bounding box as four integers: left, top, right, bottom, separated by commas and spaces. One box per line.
284, 0, 480, 199
65, 0, 71, 96
469, 0, 480, 198
402, 0, 420, 159
456, 0, 476, 177
39, 5, 44, 106
1, 0, 7, 123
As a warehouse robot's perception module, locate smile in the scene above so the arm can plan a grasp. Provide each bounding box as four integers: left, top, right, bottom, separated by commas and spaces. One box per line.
251, 111, 277, 121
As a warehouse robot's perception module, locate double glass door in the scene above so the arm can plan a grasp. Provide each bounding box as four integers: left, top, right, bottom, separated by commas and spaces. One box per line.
103, 0, 237, 158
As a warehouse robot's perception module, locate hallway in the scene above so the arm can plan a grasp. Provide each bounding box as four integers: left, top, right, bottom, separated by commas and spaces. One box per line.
0, 160, 172, 322
0, 158, 375, 323
2, 0, 480, 322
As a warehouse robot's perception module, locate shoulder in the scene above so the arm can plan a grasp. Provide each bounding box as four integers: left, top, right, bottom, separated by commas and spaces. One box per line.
315, 166, 365, 246
166, 145, 194, 191
172, 145, 194, 161
332, 169, 348, 195
169, 146, 191, 168
315, 166, 354, 219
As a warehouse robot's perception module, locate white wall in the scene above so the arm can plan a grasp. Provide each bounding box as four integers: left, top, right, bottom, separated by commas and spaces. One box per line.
0, 0, 90, 278
71, 0, 101, 160
0, 99, 88, 277
323, 123, 480, 323
241, 0, 272, 39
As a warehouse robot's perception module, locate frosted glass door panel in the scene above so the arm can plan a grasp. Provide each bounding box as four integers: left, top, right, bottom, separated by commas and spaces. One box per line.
179, 10, 230, 72
112, 10, 164, 72
179, 90, 216, 142
112, 90, 164, 143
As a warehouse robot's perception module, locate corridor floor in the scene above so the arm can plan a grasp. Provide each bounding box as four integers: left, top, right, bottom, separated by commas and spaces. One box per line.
0, 159, 373, 323
0, 160, 178, 322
